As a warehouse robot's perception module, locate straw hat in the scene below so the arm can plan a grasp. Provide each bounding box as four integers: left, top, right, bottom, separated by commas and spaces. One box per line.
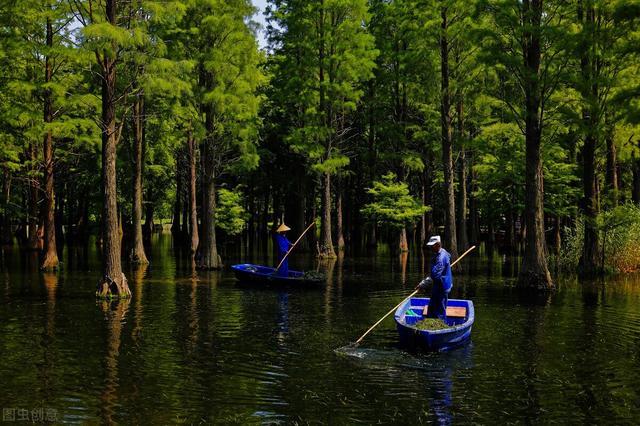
276, 222, 291, 233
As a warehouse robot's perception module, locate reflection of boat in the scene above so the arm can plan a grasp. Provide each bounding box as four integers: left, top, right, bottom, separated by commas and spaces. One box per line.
231, 263, 326, 286
394, 297, 474, 351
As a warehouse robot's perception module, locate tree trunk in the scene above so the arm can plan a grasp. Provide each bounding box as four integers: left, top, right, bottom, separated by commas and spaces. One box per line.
554, 215, 561, 256
517, 0, 553, 290
506, 207, 515, 250
96, 0, 130, 299
399, 227, 408, 252
456, 146, 468, 251
41, 15, 58, 270
420, 182, 427, 246
421, 155, 433, 246
633, 142, 640, 204
171, 150, 182, 237
319, 172, 336, 258
297, 188, 308, 251
455, 58, 468, 252
469, 206, 479, 246
468, 152, 479, 245
605, 125, 618, 206
439, 6, 458, 260
27, 141, 39, 250
66, 194, 75, 246
336, 188, 345, 251
580, 130, 599, 275
53, 186, 65, 245
188, 129, 199, 258
143, 202, 154, 240
0, 170, 11, 245
55, 186, 64, 247
79, 196, 89, 243
130, 93, 148, 264
198, 107, 221, 269
181, 194, 189, 238
578, 1, 599, 276
487, 219, 496, 256
367, 80, 378, 249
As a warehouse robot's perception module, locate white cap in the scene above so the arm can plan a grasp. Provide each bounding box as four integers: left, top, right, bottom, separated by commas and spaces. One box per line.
426, 235, 441, 246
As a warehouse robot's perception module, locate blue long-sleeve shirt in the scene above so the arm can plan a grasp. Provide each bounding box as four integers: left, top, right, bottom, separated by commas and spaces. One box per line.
275, 234, 293, 277
431, 248, 453, 292
275, 234, 292, 255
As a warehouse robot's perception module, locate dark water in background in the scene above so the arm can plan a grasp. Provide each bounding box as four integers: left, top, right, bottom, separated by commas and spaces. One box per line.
1, 235, 640, 424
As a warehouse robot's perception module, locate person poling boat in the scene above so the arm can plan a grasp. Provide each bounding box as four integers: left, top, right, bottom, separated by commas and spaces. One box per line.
416, 235, 453, 320
232, 221, 322, 286
274, 222, 293, 277
273, 220, 317, 277
346, 244, 476, 349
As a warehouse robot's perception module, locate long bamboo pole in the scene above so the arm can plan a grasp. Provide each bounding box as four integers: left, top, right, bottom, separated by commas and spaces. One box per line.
354, 245, 476, 345
275, 221, 316, 271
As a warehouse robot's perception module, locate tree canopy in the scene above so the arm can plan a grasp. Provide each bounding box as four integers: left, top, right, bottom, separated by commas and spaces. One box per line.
0, 0, 639, 283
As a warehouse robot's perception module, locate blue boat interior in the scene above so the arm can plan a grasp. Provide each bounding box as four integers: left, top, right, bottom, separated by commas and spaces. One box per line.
232, 263, 304, 278
402, 298, 469, 327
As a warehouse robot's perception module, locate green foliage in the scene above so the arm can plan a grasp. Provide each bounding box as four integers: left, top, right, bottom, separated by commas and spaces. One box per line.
183, 0, 266, 175
361, 172, 428, 229
560, 204, 640, 273
270, 0, 378, 176
215, 188, 248, 236
0, 0, 638, 274
472, 122, 525, 219
366, 0, 439, 178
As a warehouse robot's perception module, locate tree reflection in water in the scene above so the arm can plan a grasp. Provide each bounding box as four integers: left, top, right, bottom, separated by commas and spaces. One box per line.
98, 298, 130, 426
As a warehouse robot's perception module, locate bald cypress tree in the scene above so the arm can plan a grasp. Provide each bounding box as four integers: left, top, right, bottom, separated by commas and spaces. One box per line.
72, 0, 146, 298
177, 0, 264, 269
477, 0, 571, 289
267, 0, 377, 258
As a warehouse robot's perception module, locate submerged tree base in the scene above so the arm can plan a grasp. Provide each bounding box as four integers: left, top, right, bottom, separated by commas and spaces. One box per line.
40, 253, 59, 271
317, 244, 337, 259
130, 251, 149, 265
196, 265, 223, 271
197, 254, 223, 270
317, 253, 338, 260
517, 269, 554, 291
96, 273, 132, 299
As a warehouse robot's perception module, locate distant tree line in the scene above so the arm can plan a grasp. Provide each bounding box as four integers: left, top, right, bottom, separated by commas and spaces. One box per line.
0, 0, 639, 295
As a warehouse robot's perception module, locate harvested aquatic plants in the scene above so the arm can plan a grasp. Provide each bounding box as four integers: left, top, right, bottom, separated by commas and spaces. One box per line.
414, 318, 449, 330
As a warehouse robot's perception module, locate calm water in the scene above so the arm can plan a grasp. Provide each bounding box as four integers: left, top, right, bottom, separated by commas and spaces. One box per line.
1, 235, 640, 424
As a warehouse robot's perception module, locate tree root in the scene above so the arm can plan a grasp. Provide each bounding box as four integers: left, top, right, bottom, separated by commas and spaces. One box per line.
96, 272, 132, 299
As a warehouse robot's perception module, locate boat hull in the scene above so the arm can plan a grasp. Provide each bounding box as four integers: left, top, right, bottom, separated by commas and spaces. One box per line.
394, 297, 474, 351
231, 263, 325, 286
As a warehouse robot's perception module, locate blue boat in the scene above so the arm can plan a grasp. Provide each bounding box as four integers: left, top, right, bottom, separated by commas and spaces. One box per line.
394, 297, 474, 351
231, 263, 326, 286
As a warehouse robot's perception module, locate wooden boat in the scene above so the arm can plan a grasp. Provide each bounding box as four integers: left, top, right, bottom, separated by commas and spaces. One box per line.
231, 263, 326, 286
394, 297, 474, 351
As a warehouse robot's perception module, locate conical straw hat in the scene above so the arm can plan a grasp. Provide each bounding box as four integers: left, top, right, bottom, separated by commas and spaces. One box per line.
276, 223, 291, 233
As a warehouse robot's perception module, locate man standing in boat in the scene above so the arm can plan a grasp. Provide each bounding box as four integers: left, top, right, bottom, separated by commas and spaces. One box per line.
275, 222, 293, 277
417, 235, 453, 319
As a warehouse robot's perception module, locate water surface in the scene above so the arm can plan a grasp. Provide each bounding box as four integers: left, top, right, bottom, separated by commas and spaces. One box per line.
1, 236, 639, 424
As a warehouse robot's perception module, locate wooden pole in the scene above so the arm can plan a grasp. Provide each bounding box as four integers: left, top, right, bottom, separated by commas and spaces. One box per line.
354, 245, 476, 345
275, 221, 316, 271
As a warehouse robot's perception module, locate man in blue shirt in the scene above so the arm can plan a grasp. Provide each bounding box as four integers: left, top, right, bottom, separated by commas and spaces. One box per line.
274, 222, 293, 277
418, 235, 453, 319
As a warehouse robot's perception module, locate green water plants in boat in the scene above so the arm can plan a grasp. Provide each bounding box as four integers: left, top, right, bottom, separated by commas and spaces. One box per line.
414, 318, 449, 331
